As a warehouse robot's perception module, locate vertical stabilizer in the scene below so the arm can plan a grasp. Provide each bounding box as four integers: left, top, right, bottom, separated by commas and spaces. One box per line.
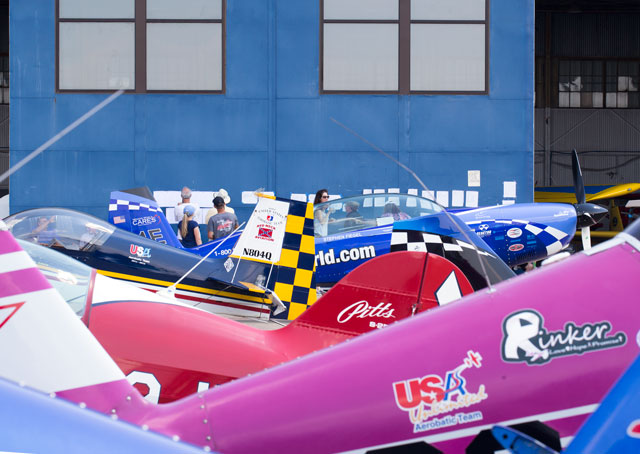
0, 222, 124, 393
228, 195, 317, 320
109, 190, 183, 249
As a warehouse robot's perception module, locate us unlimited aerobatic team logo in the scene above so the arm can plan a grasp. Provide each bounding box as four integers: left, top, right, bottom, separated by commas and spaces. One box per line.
393, 351, 487, 433
255, 208, 284, 243
501, 309, 627, 365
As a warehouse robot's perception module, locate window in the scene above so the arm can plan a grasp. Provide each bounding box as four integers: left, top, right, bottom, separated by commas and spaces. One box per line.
556, 59, 640, 109
321, 0, 488, 94
57, 0, 225, 92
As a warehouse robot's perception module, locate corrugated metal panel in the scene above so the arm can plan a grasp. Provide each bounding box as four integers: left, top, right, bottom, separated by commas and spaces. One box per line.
535, 150, 640, 186
548, 109, 640, 152
0, 150, 8, 189
0, 105, 8, 149
551, 13, 640, 57
534, 108, 545, 151
535, 108, 640, 186
535, 12, 546, 57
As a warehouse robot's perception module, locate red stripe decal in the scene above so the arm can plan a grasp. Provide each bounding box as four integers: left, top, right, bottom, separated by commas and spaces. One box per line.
144, 288, 271, 314
0, 302, 25, 329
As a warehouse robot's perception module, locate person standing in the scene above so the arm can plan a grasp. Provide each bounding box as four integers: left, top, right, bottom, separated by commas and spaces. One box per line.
207, 196, 239, 240
180, 204, 202, 248
205, 188, 234, 225
314, 189, 331, 237
174, 186, 200, 224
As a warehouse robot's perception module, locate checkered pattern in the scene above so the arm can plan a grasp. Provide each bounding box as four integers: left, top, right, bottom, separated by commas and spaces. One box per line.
466, 219, 568, 256
109, 199, 162, 213
390, 229, 505, 291
391, 230, 494, 258
270, 197, 317, 320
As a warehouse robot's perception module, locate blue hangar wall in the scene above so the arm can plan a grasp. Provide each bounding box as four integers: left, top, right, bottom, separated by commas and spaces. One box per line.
9, 0, 534, 222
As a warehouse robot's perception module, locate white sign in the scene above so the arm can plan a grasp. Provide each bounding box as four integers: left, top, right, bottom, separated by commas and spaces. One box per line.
231, 197, 289, 263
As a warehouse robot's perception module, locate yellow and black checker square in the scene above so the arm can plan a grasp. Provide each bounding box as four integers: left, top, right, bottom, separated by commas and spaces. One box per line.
296, 251, 315, 271
285, 214, 305, 234
282, 232, 302, 251
277, 248, 300, 268
274, 266, 296, 285
288, 302, 308, 320
293, 268, 313, 289
299, 234, 314, 255
274, 282, 294, 303
291, 286, 312, 304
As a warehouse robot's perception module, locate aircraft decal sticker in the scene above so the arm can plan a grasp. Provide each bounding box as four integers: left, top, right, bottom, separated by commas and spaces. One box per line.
0, 302, 25, 330
132, 215, 160, 227
501, 309, 627, 365
129, 244, 151, 265
628, 420, 640, 438
393, 350, 487, 433
507, 228, 522, 238
314, 245, 376, 267
508, 243, 524, 252
257, 226, 274, 241
337, 301, 395, 324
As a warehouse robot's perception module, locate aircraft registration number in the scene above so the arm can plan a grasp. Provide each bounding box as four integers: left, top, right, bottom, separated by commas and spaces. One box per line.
243, 247, 272, 261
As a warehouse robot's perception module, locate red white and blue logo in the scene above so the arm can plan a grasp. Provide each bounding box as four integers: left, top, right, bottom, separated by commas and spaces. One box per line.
258, 227, 273, 239
266, 215, 274, 222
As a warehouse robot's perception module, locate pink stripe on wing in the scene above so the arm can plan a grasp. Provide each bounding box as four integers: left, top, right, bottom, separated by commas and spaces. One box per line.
0, 231, 24, 255
0, 267, 51, 299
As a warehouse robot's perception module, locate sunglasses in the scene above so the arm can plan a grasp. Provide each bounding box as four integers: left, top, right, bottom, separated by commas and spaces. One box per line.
321, 195, 329, 199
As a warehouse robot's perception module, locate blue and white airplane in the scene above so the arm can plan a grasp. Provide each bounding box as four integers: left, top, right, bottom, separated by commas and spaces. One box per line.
110, 153, 605, 288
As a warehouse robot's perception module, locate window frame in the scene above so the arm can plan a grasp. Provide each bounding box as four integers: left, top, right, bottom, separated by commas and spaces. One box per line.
320, 0, 489, 95
55, 0, 226, 94
551, 57, 640, 109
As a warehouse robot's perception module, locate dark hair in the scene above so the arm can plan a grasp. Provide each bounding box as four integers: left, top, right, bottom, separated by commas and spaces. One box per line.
213, 196, 225, 208
314, 189, 329, 205
384, 202, 400, 214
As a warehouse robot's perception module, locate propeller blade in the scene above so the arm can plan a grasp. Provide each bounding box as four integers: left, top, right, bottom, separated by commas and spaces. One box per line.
582, 226, 592, 250
575, 202, 608, 228
572, 149, 586, 205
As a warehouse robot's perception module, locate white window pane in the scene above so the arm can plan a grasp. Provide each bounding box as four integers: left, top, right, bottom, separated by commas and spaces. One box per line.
324, 0, 398, 20
606, 92, 617, 107
618, 92, 628, 108
593, 92, 603, 107
147, 23, 222, 90
147, 0, 222, 20
570, 92, 580, 107
411, 0, 485, 20
410, 24, 485, 91
323, 24, 398, 91
59, 0, 134, 19
59, 23, 134, 90
618, 75, 629, 92
559, 92, 570, 107
570, 76, 581, 91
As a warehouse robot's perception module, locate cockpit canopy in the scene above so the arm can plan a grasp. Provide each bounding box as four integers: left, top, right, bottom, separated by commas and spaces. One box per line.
17, 239, 91, 317
313, 193, 443, 237
5, 208, 115, 252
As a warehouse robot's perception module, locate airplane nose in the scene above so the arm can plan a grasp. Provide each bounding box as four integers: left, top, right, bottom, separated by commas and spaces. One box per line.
575, 202, 608, 229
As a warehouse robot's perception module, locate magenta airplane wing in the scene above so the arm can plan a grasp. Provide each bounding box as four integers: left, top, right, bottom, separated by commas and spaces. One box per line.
2, 219, 640, 453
